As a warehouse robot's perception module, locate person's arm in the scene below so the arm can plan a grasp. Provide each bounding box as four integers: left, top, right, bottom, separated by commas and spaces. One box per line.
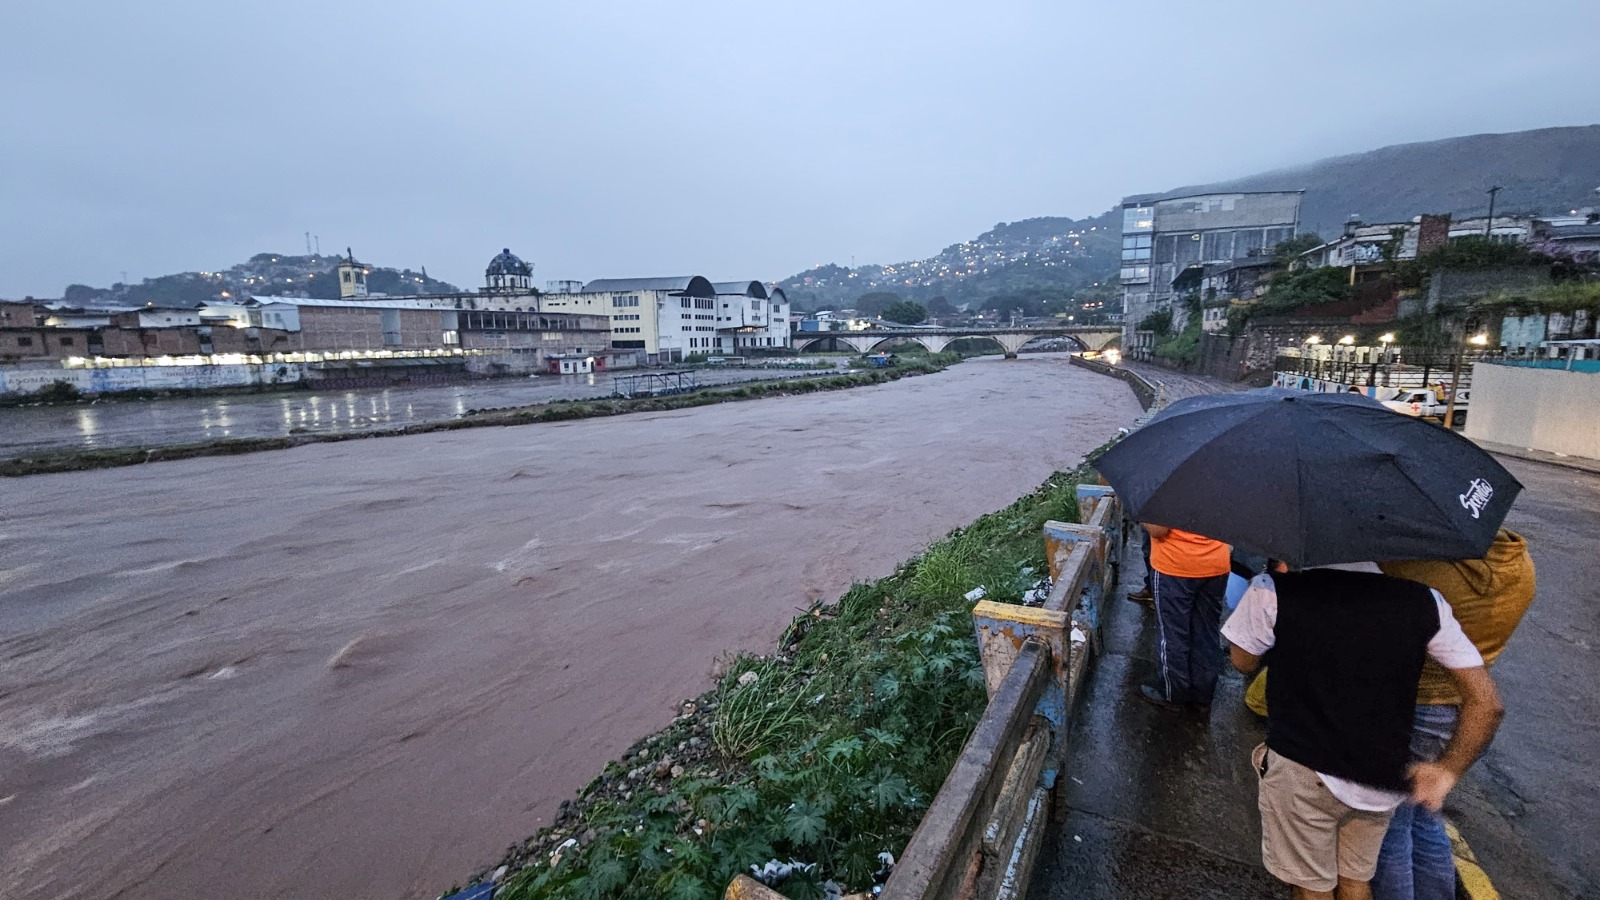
1409, 666, 1504, 811
1229, 644, 1263, 675
1220, 576, 1276, 675
1143, 523, 1171, 540
1408, 593, 1505, 811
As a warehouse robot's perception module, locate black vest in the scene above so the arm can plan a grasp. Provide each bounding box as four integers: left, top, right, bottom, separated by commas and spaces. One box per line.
1265, 569, 1440, 792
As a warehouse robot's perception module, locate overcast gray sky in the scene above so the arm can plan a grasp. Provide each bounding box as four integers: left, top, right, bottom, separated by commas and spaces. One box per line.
3, 0, 1597, 297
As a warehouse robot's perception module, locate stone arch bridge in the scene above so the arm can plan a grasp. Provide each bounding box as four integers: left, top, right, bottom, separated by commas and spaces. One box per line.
791, 326, 1121, 356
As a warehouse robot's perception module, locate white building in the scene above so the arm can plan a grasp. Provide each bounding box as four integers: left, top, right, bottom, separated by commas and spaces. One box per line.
540, 276, 790, 364
327, 247, 791, 364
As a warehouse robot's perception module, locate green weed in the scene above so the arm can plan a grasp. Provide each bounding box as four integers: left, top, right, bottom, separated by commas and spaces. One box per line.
454, 471, 1089, 900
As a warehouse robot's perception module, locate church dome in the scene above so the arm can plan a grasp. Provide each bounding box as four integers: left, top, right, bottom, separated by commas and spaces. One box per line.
486, 248, 532, 278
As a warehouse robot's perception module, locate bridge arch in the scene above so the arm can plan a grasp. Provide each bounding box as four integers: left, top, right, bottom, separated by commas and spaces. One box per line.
794, 333, 879, 354
793, 326, 1119, 354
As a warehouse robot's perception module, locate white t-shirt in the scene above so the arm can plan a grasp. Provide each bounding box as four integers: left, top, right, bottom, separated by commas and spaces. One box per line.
1221, 562, 1484, 811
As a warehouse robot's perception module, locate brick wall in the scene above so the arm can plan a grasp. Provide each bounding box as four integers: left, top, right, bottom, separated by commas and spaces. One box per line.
99, 328, 203, 357
1, 328, 95, 359
0, 302, 40, 328
1417, 214, 1451, 256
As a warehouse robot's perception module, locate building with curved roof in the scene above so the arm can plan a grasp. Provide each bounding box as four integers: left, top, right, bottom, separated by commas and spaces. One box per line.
542, 274, 790, 363
581, 276, 717, 297
712, 281, 769, 299
485, 248, 534, 294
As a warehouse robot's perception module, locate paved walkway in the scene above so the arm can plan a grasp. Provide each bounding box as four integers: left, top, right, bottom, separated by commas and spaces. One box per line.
1029, 540, 1281, 899
1468, 438, 1600, 477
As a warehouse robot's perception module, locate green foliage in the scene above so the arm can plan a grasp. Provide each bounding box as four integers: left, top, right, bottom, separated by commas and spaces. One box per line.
853, 292, 903, 316
881, 300, 928, 325
1272, 233, 1324, 261
1137, 308, 1173, 336
1153, 314, 1202, 364
1392, 236, 1539, 290
486, 472, 1088, 900
1257, 265, 1352, 313
35, 380, 82, 403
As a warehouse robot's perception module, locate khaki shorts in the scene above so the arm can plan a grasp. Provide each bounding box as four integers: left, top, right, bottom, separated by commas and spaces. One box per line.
1253, 743, 1394, 892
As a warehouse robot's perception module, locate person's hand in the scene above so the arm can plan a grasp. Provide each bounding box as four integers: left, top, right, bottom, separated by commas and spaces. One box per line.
1408, 761, 1459, 811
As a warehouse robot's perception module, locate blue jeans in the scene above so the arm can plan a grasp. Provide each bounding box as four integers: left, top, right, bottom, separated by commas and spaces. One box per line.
1370, 704, 1460, 900
1150, 571, 1227, 705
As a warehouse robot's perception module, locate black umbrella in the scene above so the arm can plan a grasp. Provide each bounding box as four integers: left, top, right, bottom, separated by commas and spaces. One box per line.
1093, 388, 1522, 567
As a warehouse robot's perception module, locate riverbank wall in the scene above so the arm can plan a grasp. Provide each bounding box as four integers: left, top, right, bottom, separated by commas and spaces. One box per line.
0, 361, 307, 396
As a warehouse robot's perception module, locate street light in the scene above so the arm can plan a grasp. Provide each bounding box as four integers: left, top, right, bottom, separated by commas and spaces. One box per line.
1375, 332, 1396, 386
1444, 333, 1490, 430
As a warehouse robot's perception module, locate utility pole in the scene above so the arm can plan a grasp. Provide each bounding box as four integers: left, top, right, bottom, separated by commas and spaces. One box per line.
1484, 186, 1502, 239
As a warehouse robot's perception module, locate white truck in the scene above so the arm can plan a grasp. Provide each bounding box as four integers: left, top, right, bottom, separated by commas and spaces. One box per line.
1380, 388, 1469, 419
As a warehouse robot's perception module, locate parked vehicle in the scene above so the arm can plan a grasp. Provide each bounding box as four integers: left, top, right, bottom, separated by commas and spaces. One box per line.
1380, 388, 1469, 419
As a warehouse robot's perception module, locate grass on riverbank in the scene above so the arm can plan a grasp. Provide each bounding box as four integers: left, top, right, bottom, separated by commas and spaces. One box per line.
446, 467, 1087, 900
0, 356, 961, 478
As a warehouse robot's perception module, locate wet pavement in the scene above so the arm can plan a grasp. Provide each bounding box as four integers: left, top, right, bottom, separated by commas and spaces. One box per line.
1032, 364, 1600, 900
0, 367, 837, 455
1029, 532, 1280, 900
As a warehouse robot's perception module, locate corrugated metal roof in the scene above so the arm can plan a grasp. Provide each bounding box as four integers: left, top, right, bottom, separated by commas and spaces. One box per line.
581, 277, 704, 293
711, 280, 769, 299
246, 295, 459, 310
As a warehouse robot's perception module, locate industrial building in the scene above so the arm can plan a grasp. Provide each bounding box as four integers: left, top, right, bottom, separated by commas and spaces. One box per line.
1119, 191, 1303, 359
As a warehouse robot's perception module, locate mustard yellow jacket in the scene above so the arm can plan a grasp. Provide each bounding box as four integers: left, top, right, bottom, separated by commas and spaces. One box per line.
1381, 529, 1536, 706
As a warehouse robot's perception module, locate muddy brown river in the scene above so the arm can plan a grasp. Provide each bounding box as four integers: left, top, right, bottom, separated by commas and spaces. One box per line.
0, 355, 1140, 900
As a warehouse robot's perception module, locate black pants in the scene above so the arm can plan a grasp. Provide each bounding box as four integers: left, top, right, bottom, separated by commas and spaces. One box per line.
1140, 529, 1154, 593
1151, 571, 1227, 705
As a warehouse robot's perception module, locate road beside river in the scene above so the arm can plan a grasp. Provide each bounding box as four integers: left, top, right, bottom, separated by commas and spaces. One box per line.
0, 353, 1142, 900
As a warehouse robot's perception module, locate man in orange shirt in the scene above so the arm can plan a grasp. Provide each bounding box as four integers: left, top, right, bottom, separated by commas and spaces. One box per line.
1141, 523, 1232, 714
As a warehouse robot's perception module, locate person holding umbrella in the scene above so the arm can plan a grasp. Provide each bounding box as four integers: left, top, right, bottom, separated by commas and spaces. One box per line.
1222, 561, 1502, 900
1094, 388, 1522, 900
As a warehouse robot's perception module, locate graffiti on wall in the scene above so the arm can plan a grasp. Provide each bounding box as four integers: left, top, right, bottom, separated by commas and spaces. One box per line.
0, 364, 306, 396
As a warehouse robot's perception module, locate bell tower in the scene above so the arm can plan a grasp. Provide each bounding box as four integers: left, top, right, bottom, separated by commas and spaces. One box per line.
338, 248, 368, 299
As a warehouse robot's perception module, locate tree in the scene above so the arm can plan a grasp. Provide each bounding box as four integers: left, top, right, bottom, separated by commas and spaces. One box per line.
1272, 233, 1324, 262
854, 291, 903, 317
882, 300, 928, 325
926, 295, 956, 318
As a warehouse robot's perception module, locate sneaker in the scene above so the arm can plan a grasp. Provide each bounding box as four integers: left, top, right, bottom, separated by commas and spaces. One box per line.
1136, 684, 1180, 712
1126, 587, 1154, 604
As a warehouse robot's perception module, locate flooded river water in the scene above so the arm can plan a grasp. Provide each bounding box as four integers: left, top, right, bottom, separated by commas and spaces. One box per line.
0, 368, 834, 455
0, 354, 1141, 900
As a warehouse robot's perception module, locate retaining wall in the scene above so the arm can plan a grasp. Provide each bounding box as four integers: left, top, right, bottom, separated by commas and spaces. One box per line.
0, 362, 306, 396
1068, 355, 1156, 408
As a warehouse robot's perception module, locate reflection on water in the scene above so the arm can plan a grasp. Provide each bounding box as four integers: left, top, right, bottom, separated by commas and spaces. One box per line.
0, 370, 821, 456
75, 408, 98, 443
